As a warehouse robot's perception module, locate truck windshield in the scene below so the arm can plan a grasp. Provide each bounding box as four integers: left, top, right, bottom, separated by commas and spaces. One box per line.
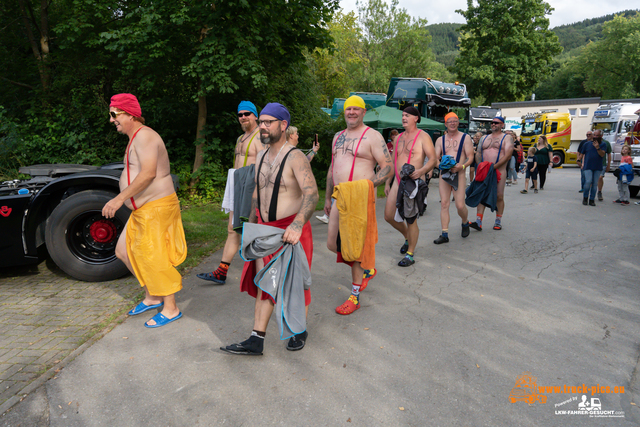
521, 121, 543, 136
469, 121, 491, 134
592, 122, 616, 134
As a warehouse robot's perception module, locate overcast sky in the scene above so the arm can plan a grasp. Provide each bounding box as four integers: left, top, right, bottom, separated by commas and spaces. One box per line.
338, 0, 635, 28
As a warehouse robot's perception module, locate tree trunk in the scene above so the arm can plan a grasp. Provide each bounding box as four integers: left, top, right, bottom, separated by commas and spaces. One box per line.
18, 0, 50, 92
190, 86, 207, 188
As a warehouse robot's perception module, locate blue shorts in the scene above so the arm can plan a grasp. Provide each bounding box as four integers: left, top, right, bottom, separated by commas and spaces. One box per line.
526, 168, 538, 180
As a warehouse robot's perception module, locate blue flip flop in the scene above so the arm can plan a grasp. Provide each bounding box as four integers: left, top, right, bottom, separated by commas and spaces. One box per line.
145, 312, 183, 328
128, 301, 164, 316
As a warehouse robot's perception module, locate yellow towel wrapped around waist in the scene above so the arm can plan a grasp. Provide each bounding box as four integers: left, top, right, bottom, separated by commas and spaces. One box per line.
332, 179, 377, 266
126, 193, 187, 296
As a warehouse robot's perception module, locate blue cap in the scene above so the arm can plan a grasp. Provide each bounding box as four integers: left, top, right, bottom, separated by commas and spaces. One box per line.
494, 116, 505, 123
260, 103, 290, 129
237, 101, 258, 118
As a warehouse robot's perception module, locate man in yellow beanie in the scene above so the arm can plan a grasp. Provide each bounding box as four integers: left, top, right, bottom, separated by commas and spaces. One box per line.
324, 95, 393, 315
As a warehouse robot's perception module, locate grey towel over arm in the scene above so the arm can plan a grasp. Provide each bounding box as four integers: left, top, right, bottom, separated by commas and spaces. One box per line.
240, 223, 311, 339
233, 164, 256, 233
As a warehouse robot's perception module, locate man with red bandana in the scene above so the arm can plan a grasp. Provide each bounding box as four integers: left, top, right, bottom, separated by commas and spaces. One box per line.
103, 93, 187, 328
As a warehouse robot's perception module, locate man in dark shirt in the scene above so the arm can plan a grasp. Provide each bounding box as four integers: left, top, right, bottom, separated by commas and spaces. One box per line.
576, 131, 593, 193
578, 130, 606, 206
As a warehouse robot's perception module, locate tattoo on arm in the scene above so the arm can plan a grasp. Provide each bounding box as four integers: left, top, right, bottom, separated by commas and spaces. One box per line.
373, 165, 392, 187
249, 192, 258, 223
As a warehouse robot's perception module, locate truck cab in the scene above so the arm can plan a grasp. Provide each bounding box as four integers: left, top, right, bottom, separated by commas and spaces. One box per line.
469, 106, 501, 135
386, 77, 471, 139
520, 111, 576, 167
591, 102, 640, 169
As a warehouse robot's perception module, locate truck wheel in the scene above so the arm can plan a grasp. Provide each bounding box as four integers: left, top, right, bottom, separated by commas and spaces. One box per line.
630, 186, 639, 199
552, 150, 564, 168
45, 190, 131, 282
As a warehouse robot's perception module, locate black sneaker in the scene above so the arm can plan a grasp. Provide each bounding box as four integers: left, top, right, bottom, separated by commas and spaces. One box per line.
434, 235, 449, 244
400, 241, 409, 254
582, 198, 588, 206
220, 336, 263, 356
461, 223, 470, 238
589, 199, 596, 206
286, 331, 308, 351
613, 199, 622, 204
469, 222, 482, 231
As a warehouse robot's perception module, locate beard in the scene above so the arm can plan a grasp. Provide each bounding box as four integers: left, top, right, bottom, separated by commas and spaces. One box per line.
260, 126, 282, 146
240, 121, 253, 133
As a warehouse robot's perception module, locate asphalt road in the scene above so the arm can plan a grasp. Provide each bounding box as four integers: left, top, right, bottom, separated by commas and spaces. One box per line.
2, 167, 639, 426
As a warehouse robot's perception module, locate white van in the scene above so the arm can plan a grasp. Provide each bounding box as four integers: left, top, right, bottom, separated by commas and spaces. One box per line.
591, 103, 640, 169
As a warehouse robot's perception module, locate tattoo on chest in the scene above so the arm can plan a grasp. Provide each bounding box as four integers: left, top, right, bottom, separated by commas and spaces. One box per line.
483, 136, 502, 150
258, 164, 287, 193
445, 138, 459, 150
334, 133, 364, 156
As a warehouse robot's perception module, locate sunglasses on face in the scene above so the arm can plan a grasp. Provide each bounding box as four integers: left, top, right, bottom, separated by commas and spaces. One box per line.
109, 111, 127, 119
491, 121, 501, 124
238, 112, 253, 118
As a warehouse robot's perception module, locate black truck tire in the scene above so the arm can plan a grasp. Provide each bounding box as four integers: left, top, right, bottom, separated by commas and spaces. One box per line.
552, 150, 564, 168
45, 190, 131, 282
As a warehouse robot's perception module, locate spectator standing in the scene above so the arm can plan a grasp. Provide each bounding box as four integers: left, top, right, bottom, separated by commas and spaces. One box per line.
576, 131, 593, 193
594, 129, 612, 201
578, 132, 606, 206
534, 135, 553, 190
520, 147, 538, 194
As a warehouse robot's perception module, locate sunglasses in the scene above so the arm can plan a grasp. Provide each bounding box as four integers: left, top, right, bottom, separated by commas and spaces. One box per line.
491, 121, 502, 124
238, 112, 253, 118
109, 111, 127, 119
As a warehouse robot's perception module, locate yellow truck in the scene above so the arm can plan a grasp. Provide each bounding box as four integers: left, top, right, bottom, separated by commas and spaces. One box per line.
520, 111, 578, 167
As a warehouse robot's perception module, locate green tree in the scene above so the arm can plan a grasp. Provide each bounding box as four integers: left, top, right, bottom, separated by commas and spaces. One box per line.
307, 11, 366, 105
577, 13, 640, 98
454, 0, 562, 103
356, 0, 443, 92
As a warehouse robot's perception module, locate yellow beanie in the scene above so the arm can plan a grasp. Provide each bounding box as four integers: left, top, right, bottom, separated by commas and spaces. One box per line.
344, 95, 366, 110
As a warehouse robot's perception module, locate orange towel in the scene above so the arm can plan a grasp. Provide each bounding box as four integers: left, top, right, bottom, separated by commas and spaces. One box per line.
126, 193, 187, 296
332, 179, 377, 270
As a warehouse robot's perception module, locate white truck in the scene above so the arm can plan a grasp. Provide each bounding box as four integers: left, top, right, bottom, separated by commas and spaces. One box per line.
590, 102, 640, 169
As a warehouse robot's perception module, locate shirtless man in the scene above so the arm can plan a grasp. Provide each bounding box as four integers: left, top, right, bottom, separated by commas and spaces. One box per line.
325, 95, 393, 315
103, 93, 186, 328
221, 103, 318, 355
433, 112, 474, 244
197, 101, 263, 284
469, 116, 514, 231
383, 106, 436, 265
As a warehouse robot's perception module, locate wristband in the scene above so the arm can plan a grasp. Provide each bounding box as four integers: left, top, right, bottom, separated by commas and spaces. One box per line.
462, 164, 466, 170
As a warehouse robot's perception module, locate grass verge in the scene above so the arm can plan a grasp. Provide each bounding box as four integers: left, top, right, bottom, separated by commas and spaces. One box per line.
179, 202, 230, 274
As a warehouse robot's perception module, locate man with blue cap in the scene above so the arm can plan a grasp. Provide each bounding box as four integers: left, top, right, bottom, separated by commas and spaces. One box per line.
221, 102, 319, 355
469, 115, 513, 231
197, 101, 264, 285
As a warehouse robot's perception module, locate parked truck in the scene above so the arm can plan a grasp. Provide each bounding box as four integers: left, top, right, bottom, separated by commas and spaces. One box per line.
591, 102, 640, 169
385, 77, 471, 139
520, 111, 578, 167
469, 106, 501, 135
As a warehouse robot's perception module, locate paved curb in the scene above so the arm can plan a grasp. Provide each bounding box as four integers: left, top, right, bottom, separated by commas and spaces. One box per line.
0, 311, 129, 416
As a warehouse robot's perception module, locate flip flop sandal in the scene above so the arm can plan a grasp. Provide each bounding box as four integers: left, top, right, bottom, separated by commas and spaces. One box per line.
360, 268, 377, 292
196, 272, 226, 284
493, 224, 502, 230
144, 312, 183, 328
398, 256, 415, 267
335, 295, 360, 315
469, 222, 482, 231
286, 331, 308, 351
128, 301, 164, 316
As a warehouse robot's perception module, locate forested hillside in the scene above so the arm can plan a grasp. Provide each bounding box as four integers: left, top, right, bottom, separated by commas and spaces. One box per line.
427, 9, 640, 100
